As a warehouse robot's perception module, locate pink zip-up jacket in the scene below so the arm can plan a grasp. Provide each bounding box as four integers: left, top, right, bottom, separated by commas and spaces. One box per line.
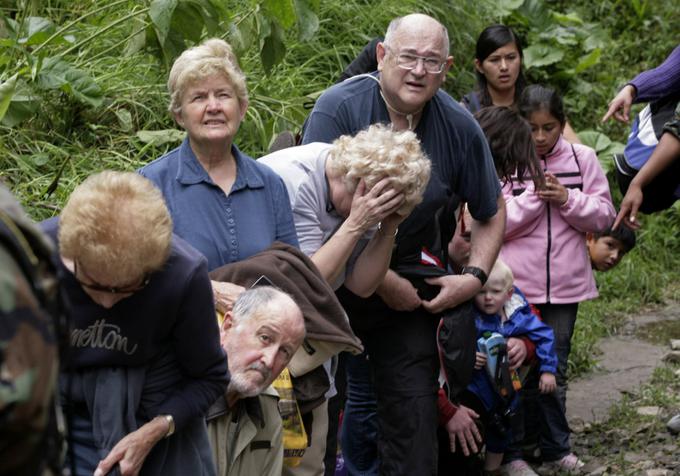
500, 136, 615, 304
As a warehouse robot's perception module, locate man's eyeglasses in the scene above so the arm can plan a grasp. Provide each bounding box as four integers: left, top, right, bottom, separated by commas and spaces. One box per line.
74, 261, 150, 295
386, 46, 446, 74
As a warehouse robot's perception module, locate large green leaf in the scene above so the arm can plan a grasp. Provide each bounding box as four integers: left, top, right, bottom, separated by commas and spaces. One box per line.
552, 11, 584, 25
2, 94, 39, 127
172, 2, 205, 44
579, 130, 611, 153
37, 58, 103, 107
136, 129, 185, 145
124, 16, 147, 57
149, 0, 178, 46
260, 22, 286, 74
263, 0, 296, 30
294, 0, 319, 42
523, 44, 565, 69
0, 73, 18, 122
495, 0, 524, 17
583, 25, 608, 51
575, 48, 601, 73
62, 68, 104, 107
228, 15, 257, 55
21, 17, 55, 46
578, 130, 624, 174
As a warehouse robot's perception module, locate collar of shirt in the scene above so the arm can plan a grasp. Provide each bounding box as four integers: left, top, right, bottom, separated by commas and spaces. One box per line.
175, 138, 265, 193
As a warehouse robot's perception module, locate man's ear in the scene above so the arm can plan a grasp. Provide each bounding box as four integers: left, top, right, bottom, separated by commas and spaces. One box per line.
222, 311, 235, 332
439, 55, 454, 85
376, 42, 387, 72
585, 232, 594, 244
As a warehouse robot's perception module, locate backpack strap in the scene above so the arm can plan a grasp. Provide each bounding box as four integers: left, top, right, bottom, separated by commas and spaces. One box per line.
570, 143, 582, 176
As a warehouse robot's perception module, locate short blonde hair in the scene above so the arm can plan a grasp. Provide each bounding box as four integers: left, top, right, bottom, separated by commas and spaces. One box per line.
327, 124, 431, 214
59, 171, 173, 284
167, 38, 248, 114
487, 259, 514, 290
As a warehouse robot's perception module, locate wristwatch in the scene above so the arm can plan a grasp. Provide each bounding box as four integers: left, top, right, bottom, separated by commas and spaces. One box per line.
461, 266, 488, 286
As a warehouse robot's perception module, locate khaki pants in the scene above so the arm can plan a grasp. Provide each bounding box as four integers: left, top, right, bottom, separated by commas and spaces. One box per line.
283, 400, 329, 476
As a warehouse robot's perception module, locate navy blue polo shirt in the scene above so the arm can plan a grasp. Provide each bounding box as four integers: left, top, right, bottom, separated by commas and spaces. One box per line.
302, 73, 501, 231
139, 138, 298, 270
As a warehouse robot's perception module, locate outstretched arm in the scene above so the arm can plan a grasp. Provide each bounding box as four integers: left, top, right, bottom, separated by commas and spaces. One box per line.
614, 131, 680, 229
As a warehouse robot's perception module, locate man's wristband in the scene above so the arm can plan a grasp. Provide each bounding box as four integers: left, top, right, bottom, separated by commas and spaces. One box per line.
461, 266, 488, 286
162, 414, 175, 438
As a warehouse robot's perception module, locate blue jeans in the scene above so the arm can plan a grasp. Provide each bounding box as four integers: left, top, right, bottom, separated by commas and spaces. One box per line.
341, 351, 379, 476
535, 302, 578, 461
64, 407, 103, 476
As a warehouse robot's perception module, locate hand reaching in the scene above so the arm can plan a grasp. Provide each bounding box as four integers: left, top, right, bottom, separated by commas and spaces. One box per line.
602, 84, 636, 123
612, 182, 643, 230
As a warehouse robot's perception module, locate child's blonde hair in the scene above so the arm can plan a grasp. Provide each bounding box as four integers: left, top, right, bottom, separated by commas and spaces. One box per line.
486, 259, 514, 290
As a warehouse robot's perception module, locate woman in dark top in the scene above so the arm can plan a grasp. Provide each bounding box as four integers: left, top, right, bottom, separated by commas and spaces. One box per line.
462, 24, 580, 143
44, 171, 228, 476
462, 24, 527, 113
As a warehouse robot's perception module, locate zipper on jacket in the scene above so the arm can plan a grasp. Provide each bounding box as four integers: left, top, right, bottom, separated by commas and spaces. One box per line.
542, 155, 551, 303
546, 202, 551, 302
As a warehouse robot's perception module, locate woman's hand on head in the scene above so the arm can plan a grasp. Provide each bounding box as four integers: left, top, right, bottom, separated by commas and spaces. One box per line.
346, 178, 405, 233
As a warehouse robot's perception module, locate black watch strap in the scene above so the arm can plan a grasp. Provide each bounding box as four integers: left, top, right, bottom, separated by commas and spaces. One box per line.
461, 266, 488, 286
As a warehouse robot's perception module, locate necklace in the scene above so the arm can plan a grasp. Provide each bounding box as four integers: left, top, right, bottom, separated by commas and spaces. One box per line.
379, 90, 422, 131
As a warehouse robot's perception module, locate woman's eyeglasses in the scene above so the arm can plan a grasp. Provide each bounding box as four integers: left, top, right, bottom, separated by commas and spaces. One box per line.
73, 261, 150, 295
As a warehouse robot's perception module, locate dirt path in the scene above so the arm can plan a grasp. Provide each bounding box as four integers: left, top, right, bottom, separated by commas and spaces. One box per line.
566, 303, 677, 425
561, 302, 680, 475
566, 337, 667, 423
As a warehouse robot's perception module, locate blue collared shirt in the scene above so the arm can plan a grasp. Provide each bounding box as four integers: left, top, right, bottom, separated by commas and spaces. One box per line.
140, 138, 298, 271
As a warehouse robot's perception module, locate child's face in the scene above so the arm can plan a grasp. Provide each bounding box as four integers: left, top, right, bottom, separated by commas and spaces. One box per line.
587, 234, 628, 272
528, 109, 563, 156
474, 276, 512, 315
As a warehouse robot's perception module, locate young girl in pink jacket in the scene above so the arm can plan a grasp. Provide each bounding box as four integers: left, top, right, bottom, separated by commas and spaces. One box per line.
500, 85, 614, 472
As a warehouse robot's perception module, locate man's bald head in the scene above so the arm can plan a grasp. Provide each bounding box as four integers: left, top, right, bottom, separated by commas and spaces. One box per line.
383, 14, 450, 57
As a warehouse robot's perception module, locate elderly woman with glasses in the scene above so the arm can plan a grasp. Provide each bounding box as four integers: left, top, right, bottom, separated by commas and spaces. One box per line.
41, 171, 228, 476
140, 38, 298, 312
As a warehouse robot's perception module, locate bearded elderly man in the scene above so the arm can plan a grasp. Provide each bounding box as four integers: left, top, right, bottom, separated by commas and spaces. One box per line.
303, 13, 507, 475
206, 286, 306, 476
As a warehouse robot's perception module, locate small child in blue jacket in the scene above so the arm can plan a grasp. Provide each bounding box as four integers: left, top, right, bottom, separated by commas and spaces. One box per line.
467, 259, 558, 475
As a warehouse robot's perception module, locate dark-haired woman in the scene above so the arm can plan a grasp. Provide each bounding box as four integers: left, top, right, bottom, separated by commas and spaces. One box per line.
463, 24, 581, 143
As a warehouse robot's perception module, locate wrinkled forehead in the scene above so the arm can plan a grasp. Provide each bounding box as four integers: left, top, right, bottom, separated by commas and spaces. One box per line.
248, 305, 304, 340
390, 23, 448, 57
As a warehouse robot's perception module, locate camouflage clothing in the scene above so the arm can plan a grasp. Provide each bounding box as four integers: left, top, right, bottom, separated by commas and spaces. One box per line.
663, 102, 680, 140
0, 184, 62, 475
